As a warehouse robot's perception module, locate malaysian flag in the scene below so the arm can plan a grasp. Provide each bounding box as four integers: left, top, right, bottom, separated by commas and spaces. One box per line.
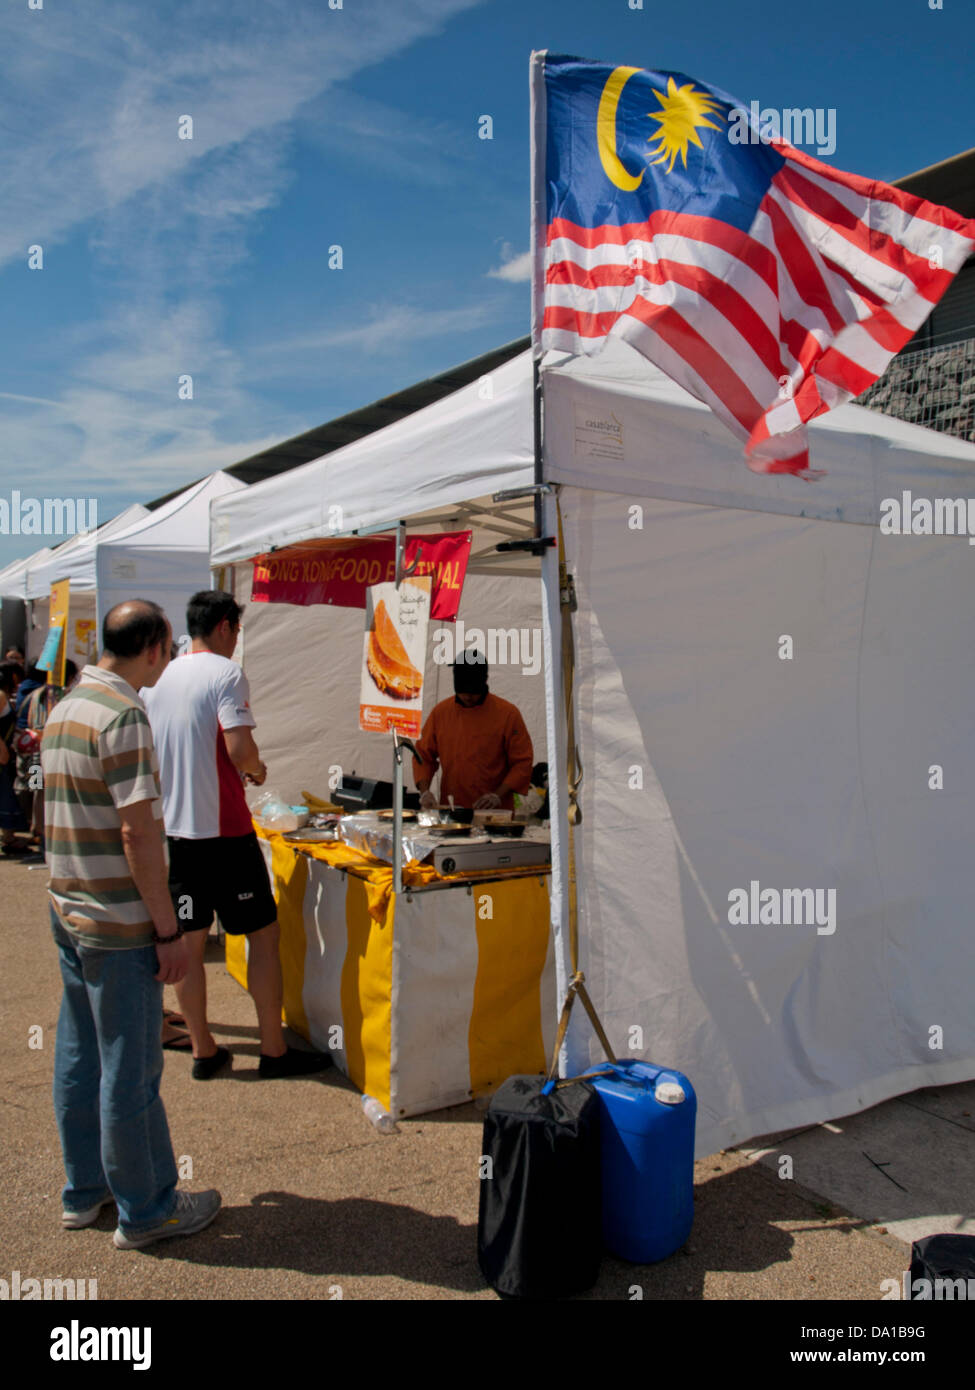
531, 54, 975, 476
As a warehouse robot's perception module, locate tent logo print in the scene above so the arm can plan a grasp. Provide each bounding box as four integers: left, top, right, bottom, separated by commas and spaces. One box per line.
0, 493, 98, 538
727, 881, 836, 935
879, 492, 975, 543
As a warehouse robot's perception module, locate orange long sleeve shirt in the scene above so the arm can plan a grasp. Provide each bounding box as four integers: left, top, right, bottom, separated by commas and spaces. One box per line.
412, 693, 534, 810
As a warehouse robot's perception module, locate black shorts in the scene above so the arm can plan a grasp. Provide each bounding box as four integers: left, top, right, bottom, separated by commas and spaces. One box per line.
167, 831, 277, 936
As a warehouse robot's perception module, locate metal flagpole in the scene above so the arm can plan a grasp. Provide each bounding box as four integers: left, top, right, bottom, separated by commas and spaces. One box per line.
531, 50, 571, 1071
528, 50, 615, 1081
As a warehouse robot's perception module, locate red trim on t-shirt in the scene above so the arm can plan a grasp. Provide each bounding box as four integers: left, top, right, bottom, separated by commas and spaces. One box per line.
216, 727, 252, 836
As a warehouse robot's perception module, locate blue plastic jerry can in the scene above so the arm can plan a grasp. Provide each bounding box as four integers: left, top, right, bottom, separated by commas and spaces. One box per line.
586, 1059, 696, 1264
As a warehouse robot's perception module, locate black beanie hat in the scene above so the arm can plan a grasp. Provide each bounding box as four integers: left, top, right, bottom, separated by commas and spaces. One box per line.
453, 650, 488, 694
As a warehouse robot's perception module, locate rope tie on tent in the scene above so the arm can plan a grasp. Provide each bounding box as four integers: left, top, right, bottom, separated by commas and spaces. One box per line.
545, 971, 616, 1085
545, 500, 616, 1086
557, 502, 583, 831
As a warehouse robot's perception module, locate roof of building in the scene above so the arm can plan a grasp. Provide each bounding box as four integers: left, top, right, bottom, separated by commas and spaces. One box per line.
893, 146, 975, 219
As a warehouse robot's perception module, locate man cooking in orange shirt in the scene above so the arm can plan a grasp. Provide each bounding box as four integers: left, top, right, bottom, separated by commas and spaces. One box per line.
413, 652, 533, 812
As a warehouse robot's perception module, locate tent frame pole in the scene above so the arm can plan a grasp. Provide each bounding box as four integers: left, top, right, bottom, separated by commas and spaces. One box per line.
533, 357, 544, 540
391, 729, 419, 897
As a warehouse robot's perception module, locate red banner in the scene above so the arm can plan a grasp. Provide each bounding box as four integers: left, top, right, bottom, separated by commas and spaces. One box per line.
250, 532, 471, 620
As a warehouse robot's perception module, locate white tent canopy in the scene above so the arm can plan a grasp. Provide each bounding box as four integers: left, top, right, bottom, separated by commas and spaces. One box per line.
209, 343, 975, 563
210, 353, 535, 566
96, 471, 245, 642
3, 476, 243, 663
24, 504, 149, 599
544, 340, 975, 521
0, 547, 56, 600
209, 353, 545, 805
211, 342, 975, 1156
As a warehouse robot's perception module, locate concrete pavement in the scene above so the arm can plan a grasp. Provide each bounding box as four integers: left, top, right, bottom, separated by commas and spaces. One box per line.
737, 1082, 975, 1250
2, 847, 958, 1302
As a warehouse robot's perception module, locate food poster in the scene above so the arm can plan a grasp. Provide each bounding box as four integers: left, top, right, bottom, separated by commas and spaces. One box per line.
72, 618, 97, 666
359, 576, 430, 736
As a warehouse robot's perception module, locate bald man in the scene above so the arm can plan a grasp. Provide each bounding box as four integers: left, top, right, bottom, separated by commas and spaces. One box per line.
42, 599, 221, 1250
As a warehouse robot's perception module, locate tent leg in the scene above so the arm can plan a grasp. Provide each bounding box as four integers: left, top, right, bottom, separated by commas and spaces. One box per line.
540, 488, 576, 1078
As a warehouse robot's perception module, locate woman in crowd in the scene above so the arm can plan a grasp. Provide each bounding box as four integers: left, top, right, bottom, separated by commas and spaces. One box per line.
17, 660, 79, 855
0, 660, 29, 854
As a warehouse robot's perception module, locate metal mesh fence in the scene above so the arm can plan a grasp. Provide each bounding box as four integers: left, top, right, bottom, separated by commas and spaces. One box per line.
856, 337, 975, 444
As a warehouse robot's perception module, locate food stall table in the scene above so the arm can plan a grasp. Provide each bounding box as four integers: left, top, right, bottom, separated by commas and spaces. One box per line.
225, 824, 556, 1118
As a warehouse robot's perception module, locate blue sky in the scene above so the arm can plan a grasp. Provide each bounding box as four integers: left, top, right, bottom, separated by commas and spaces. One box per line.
1, 0, 971, 567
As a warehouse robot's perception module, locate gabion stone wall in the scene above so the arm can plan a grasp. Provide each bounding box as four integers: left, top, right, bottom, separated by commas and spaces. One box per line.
857, 339, 975, 444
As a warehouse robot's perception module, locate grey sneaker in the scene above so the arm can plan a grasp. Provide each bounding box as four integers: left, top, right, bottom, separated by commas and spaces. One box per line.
113, 1189, 221, 1250
63, 1196, 114, 1229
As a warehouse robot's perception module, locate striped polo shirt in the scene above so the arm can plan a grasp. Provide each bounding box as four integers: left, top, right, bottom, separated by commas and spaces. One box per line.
41, 665, 165, 949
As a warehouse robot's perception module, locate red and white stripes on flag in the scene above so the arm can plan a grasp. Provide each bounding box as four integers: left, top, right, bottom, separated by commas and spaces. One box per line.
542, 142, 975, 477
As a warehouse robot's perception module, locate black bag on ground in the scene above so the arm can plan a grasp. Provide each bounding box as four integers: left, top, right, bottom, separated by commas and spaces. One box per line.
477, 1073, 602, 1299
908, 1234, 975, 1297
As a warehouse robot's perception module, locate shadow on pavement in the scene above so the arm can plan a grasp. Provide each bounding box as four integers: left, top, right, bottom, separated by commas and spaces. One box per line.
128, 1163, 838, 1299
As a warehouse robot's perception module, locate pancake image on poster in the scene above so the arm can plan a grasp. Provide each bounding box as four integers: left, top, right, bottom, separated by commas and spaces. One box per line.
367, 599, 423, 700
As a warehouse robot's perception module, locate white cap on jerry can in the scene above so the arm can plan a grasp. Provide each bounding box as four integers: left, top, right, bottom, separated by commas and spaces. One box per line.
654, 1080, 686, 1105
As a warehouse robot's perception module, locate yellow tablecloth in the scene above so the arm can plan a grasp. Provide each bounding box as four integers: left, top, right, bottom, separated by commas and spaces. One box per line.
264, 832, 441, 921
226, 823, 556, 1117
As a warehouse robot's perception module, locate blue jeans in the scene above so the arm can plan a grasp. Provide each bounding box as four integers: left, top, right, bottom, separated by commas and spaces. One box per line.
51, 908, 178, 1232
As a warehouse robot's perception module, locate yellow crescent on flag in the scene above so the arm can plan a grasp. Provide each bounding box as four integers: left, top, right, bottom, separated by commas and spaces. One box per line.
597, 66, 645, 191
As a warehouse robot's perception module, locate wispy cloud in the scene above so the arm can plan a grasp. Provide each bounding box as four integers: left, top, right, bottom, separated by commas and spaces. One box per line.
0, 0, 486, 539
0, 0, 483, 269
488, 246, 533, 282
256, 302, 506, 370
1, 300, 282, 503
300, 88, 479, 188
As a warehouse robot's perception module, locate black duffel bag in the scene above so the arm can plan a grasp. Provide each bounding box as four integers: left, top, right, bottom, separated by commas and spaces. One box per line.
477, 1073, 602, 1299
907, 1234, 975, 1298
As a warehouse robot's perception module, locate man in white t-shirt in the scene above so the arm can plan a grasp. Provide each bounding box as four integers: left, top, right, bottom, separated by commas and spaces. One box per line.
144, 591, 331, 1081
